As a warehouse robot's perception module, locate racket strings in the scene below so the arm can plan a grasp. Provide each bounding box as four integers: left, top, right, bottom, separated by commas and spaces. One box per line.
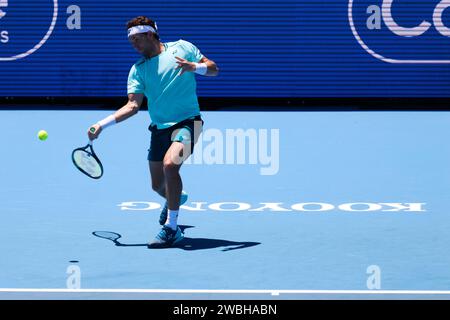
73, 149, 102, 178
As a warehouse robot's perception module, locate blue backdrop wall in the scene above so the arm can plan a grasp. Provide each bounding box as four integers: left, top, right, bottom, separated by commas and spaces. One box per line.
0, 0, 449, 97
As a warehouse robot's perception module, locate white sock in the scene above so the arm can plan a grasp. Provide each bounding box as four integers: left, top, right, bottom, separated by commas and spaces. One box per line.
164, 210, 179, 230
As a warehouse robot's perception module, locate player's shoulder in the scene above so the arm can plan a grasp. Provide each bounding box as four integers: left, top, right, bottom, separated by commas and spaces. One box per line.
167, 39, 196, 49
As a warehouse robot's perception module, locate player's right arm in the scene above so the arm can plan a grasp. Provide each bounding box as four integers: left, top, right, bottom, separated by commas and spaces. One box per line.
114, 93, 144, 122
88, 93, 144, 140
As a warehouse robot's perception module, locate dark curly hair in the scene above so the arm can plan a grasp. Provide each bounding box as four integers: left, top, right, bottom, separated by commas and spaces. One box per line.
126, 16, 160, 41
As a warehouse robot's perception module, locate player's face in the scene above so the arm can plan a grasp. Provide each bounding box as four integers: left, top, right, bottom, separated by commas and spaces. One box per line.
129, 33, 149, 54
129, 32, 160, 58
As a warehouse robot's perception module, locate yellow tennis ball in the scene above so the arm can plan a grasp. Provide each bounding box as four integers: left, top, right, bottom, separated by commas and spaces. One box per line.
38, 130, 48, 141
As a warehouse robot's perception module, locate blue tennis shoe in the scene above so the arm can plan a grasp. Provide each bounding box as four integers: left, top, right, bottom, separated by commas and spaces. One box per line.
159, 191, 188, 225
147, 226, 184, 248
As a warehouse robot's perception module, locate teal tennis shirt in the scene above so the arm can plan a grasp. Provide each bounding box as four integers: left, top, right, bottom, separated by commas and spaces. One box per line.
127, 39, 204, 129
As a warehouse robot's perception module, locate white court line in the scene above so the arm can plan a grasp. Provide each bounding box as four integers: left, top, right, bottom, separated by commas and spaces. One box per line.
1, 289, 450, 295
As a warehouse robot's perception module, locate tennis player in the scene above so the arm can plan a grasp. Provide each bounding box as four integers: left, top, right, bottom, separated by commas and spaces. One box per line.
87, 16, 219, 248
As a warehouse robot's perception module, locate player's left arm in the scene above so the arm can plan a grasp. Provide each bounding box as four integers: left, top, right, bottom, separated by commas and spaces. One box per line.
175, 55, 219, 77
198, 56, 219, 77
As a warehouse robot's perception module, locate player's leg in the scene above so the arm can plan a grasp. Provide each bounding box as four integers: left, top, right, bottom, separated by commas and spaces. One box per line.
147, 119, 202, 248
163, 141, 187, 211
150, 160, 189, 226
162, 120, 201, 211
149, 161, 188, 226
149, 161, 165, 198
148, 130, 194, 248
147, 141, 186, 249
148, 128, 174, 226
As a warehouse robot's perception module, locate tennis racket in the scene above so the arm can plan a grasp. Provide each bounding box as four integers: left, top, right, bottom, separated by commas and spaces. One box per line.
71, 128, 104, 179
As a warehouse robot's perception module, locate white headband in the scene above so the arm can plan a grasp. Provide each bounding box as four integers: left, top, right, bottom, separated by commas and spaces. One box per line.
127, 25, 157, 37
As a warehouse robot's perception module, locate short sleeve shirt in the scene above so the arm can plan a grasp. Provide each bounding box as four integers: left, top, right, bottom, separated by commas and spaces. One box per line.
127, 39, 204, 129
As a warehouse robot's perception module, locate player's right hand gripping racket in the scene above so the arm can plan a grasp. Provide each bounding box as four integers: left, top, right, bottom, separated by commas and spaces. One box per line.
71, 128, 104, 179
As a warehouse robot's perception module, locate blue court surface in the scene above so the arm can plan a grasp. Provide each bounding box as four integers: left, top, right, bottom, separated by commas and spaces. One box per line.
1, 110, 450, 300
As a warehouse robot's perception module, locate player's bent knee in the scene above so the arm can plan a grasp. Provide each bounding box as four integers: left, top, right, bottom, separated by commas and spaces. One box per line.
166, 144, 186, 166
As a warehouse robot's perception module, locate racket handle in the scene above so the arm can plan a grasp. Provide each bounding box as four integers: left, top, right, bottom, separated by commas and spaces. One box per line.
89, 127, 96, 145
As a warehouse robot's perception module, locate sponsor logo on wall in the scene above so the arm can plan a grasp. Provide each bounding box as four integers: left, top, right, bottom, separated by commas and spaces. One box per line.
349, 0, 450, 63
0, 1, 81, 61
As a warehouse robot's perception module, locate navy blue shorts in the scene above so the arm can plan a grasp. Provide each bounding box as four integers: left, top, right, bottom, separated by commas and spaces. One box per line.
147, 115, 204, 162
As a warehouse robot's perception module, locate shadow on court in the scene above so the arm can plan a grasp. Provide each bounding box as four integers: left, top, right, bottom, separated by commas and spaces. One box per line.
92, 225, 261, 252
